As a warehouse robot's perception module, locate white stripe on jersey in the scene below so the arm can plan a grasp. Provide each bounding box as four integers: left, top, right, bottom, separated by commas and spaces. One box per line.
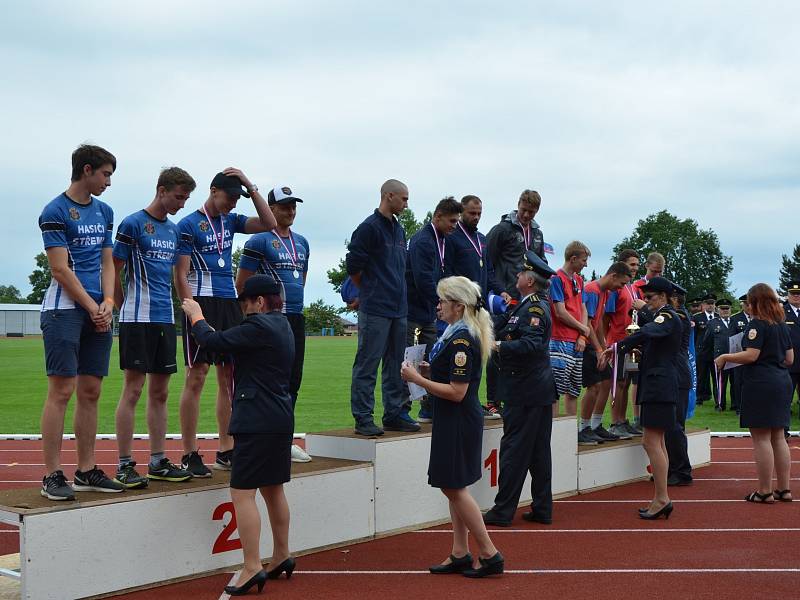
41, 248, 77, 311
188, 248, 214, 297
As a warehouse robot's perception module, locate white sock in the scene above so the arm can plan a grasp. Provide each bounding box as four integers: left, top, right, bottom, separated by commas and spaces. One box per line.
590, 414, 603, 429
580, 418, 590, 430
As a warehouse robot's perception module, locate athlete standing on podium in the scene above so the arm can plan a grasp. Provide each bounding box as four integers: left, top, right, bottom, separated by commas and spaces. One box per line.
175, 169, 276, 477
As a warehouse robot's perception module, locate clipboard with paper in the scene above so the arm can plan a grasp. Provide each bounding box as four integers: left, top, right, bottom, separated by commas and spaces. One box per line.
724, 332, 744, 370
404, 343, 428, 400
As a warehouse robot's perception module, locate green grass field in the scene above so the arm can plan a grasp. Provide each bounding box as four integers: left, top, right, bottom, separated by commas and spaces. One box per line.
1, 337, 798, 434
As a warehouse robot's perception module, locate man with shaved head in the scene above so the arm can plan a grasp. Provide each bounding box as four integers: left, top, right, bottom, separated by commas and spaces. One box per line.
346, 179, 416, 436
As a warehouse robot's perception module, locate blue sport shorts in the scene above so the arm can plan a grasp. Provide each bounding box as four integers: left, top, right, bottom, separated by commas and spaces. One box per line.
40, 308, 113, 377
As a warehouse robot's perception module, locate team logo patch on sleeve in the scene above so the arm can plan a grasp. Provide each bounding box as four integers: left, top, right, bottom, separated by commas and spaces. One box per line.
655, 315, 665, 323
530, 317, 540, 326
454, 351, 467, 367
199, 220, 209, 232
748, 328, 757, 340
69, 207, 81, 221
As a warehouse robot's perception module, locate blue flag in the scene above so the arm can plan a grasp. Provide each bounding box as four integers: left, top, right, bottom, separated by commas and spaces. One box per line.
687, 327, 698, 419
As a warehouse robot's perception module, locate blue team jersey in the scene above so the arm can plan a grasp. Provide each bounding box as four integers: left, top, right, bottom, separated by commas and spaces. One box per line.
177, 210, 248, 298
38, 193, 114, 311
113, 210, 179, 324
239, 230, 310, 314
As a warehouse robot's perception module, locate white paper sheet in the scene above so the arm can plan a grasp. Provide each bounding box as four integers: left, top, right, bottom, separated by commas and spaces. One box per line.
724, 332, 744, 370
404, 343, 428, 400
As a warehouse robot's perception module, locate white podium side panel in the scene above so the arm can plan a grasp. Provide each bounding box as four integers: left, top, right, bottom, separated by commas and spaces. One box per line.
552, 416, 578, 496
687, 429, 712, 466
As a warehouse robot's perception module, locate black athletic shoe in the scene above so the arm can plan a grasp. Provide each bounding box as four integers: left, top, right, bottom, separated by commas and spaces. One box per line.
148, 458, 193, 482
73, 467, 125, 493
383, 417, 421, 432
41, 470, 75, 500
667, 474, 693, 487
354, 421, 384, 436
181, 451, 212, 478
213, 450, 233, 471
592, 425, 620, 441
114, 461, 149, 489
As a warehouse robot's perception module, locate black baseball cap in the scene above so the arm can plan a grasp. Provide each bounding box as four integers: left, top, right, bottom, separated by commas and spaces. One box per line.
520, 250, 556, 279
237, 275, 281, 300
268, 185, 303, 205
211, 172, 251, 199
641, 276, 673, 295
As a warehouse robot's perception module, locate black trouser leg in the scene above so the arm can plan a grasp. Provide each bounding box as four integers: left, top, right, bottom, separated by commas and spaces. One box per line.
666, 388, 692, 481
286, 313, 306, 408
696, 358, 712, 402
486, 355, 500, 408
730, 368, 740, 411
492, 404, 541, 520
719, 370, 730, 410
528, 405, 553, 520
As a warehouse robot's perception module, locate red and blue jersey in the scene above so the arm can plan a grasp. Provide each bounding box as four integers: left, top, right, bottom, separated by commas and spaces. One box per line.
38, 193, 114, 311
549, 269, 585, 342
177, 210, 248, 298
113, 210, 179, 324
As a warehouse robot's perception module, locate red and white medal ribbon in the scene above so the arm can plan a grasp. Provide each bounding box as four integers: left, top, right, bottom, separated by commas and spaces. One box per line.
201, 204, 226, 268
522, 224, 531, 250
457, 222, 483, 267
610, 343, 619, 399
431, 224, 445, 272
714, 362, 723, 408
272, 230, 300, 279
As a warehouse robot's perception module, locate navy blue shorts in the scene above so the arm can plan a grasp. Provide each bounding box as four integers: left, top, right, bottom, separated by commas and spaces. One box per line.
40, 308, 112, 377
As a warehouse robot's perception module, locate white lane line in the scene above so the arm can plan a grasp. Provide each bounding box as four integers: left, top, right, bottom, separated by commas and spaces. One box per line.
0, 531, 19, 534
415, 528, 800, 533
294, 568, 800, 574
216, 572, 238, 600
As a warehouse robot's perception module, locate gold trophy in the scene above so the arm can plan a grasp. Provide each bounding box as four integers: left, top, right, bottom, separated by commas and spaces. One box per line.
623, 310, 640, 373
413, 327, 421, 346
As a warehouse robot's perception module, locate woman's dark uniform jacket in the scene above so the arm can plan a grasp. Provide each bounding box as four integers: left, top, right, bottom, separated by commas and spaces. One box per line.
617, 302, 683, 429
192, 309, 295, 488
486, 251, 557, 524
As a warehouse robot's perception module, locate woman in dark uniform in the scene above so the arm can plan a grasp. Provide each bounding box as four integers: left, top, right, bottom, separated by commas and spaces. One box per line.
182, 275, 296, 596
714, 283, 794, 503
603, 276, 682, 519
401, 276, 503, 578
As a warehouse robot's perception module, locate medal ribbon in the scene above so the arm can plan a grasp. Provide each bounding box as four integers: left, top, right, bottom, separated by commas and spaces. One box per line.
201, 204, 226, 260
272, 229, 299, 270
457, 222, 483, 263
610, 342, 619, 400
522, 224, 531, 250
431, 224, 445, 271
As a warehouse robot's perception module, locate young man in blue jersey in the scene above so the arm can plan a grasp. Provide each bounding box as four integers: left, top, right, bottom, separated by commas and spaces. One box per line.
112, 167, 197, 488
176, 168, 276, 477
236, 185, 312, 462
38, 144, 125, 500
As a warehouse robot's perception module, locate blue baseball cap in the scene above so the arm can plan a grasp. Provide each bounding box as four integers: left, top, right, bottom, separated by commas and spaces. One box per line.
341, 276, 358, 304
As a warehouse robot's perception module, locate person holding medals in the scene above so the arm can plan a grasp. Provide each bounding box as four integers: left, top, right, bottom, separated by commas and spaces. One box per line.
237, 185, 312, 462
400, 276, 503, 578
175, 168, 276, 477
486, 190, 547, 300
404, 197, 463, 424
450, 195, 511, 419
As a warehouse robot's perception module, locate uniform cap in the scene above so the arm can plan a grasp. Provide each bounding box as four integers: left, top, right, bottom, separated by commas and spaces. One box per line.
487, 293, 508, 315
237, 275, 281, 300
520, 250, 556, 278
640, 276, 673, 295
210, 172, 251, 199
340, 276, 358, 304
671, 282, 687, 296
702, 292, 717, 303
738, 294, 748, 302
716, 298, 732, 308
788, 281, 800, 294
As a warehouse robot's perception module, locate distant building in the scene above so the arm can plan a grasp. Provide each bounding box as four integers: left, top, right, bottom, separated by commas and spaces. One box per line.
339, 316, 357, 335
0, 304, 41, 336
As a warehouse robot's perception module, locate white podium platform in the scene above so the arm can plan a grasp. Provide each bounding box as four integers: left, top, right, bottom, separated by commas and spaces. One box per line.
0, 457, 373, 600
305, 415, 577, 534
577, 427, 712, 491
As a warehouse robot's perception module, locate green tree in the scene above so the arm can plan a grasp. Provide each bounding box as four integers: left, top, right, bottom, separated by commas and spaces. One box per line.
231, 245, 243, 279
613, 210, 733, 300
0, 285, 23, 303
778, 244, 800, 295
326, 208, 424, 295
28, 252, 51, 304
303, 299, 344, 334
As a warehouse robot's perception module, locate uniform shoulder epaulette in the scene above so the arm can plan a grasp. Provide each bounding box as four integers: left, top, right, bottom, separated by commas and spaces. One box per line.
452, 338, 470, 347
531, 294, 540, 302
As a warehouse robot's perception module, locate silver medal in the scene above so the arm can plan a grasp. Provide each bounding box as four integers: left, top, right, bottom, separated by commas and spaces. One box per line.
293, 270, 300, 279
218, 257, 225, 268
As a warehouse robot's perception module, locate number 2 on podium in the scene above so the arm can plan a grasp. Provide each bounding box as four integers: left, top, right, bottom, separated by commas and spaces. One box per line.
212, 502, 242, 554
484, 448, 498, 487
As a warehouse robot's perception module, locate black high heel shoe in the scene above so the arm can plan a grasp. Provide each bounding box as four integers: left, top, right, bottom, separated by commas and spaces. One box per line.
462, 552, 504, 578
639, 502, 673, 520
266, 557, 296, 580
429, 553, 472, 574
224, 569, 267, 596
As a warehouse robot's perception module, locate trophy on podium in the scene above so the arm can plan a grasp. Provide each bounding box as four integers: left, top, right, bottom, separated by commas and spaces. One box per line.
623, 309, 640, 373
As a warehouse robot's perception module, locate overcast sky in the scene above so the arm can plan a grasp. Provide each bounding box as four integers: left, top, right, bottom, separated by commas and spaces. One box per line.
2, 1, 798, 307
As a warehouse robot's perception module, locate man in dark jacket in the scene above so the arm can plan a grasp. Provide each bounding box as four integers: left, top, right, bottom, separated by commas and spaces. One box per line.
703, 298, 734, 410
486, 190, 546, 299
404, 196, 462, 422
346, 179, 414, 436
784, 281, 800, 408
728, 294, 751, 413
482, 251, 557, 527
692, 293, 717, 404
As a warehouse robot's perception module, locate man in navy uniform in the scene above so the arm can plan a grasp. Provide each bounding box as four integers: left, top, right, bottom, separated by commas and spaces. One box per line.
703, 298, 734, 411
728, 294, 752, 414
688, 297, 702, 315
404, 196, 462, 423
692, 293, 717, 405
450, 194, 512, 419
783, 281, 800, 410
482, 251, 557, 527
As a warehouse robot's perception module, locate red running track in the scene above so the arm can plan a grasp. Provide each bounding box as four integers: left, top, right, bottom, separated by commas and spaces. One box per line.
2, 437, 800, 599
